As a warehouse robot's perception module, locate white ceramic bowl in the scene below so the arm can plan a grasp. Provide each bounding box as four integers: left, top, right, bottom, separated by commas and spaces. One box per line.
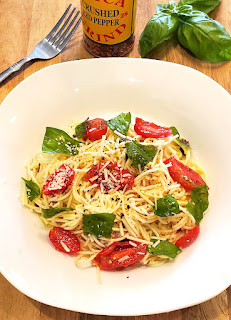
0, 58, 230, 316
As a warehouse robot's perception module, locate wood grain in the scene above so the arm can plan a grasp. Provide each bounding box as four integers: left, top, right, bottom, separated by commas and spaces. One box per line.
0, 0, 230, 319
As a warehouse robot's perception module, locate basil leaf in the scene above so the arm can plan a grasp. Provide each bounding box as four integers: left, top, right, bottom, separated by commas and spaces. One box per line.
157, 1, 178, 14
156, 4, 168, 13
125, 140, 158, 169
154, 195, 179, 217
178, 0, 221, 14
21, 178, 40, 201
139, 12, 179, 57
177, 4, 194, 16
186, 184, 209, 224
41, 207, 72, 219
42, 127, 81, 155
147, 239, 181, 259
170, 126, 190, 149
177, 11, 231, 62
75, 118, 89, 139
106, 112, 131, 138
83, 213, 116, 238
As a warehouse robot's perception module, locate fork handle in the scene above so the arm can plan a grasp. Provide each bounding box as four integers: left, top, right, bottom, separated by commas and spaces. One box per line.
0, 56, 34, 84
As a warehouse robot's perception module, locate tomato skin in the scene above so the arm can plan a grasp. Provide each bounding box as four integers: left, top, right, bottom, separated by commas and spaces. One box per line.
85, 118, 107, 141
49, 227, 80, 254
175, 225, 200, 248
93, 241, 148, 270
86, 162, 134, 192
43, 163, 75, 196
164, 157, 207, 191
134, 117, 172, 139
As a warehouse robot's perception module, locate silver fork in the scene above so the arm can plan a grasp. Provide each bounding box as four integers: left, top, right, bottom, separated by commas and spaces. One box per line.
0, 4, 81, 85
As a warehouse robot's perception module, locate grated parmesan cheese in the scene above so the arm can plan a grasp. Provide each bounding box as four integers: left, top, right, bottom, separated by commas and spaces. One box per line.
129, 241, 137, 247
118, 255, 130, 262
60, 240, 71, 252
89, 175, 99, 182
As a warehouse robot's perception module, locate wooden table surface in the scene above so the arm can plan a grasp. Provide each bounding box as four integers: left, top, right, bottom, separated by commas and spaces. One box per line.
0, 0, 230, 319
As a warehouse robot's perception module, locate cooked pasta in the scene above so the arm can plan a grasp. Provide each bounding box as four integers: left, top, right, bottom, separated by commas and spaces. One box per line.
21, 117, 207, 269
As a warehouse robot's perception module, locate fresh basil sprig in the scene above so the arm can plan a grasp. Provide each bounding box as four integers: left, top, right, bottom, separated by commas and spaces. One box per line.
22, 178, 40, 201
139, 11, 179, 57
186, 184, 209, 224
154, 195, 179, 217
106, 112, 131, 138
147, 239, 181, 259
178, 0, 221, 14
42, 207, 73, 219
83, 213, 116, 238
177, 11, 231, 62
139, 0, 231, 62
42, 127, 81, 155
125, 140, 158, 169
170, 126, 190, 150
75, 118, 89, 139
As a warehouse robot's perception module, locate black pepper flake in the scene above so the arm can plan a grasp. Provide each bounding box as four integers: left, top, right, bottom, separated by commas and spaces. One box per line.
180, 147, 186, 156
181, 138, 190, 146
120, 213, 124, 218
90, 195, 93, 198
73, 134, 76, 138
126, 276, 129, 279
116, 197, 120, 201
127, 205, 130, 209
79, 184, 82, 187
137, 195, 141, 198
112, 198, 114, 201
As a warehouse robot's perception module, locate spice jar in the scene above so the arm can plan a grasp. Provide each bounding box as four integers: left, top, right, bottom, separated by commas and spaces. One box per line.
80, 0, 137, 57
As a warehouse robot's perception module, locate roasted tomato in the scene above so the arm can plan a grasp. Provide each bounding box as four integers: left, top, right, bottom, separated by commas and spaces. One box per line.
134, 117, 172, 139
49, 227, 80, 254
175, 225, 200, 248
86, 161, 134, 193
85, 118, 107, 141
43, 163, 75, 196
164, 157, 207, 191
93, 240, 147, 270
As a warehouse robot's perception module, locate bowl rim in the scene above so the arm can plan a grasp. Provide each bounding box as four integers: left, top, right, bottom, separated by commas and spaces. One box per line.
1, 58, 231, 316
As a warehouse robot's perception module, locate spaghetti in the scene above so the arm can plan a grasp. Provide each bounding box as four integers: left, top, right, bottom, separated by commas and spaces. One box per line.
21, 116, 207, 269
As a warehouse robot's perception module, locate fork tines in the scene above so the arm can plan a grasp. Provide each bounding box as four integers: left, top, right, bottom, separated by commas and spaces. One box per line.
45, 4, 82, 51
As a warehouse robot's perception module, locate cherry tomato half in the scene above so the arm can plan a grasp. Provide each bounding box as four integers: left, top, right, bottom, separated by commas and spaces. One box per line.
93, 241, 147, 270
164, 157, 207, 191
85, 118, 107, 141
134, 117, 172, 139
49, 227, 80, 254
175, 225, 200, 248
42, 163, 75, 196
86, 162, 134, 193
